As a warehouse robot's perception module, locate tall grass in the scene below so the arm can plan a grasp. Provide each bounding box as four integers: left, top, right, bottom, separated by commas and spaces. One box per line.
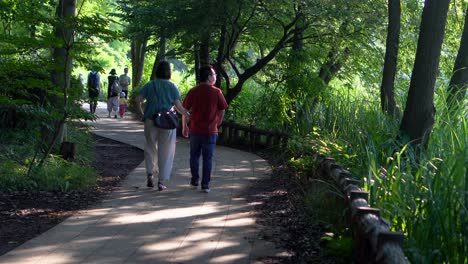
299, 89, 467, 263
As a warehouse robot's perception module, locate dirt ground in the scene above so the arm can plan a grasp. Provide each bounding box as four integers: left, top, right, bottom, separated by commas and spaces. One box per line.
0, 134, 340, 263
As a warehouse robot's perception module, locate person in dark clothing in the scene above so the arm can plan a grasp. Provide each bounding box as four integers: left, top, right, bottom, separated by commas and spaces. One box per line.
87, 70, 100, 113
107, 69, 119, 118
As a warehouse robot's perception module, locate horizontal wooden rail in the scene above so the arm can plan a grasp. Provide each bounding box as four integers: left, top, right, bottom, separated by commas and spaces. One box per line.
217, 121, 288, 149
319, 158, 409, 264
194, 121, 409, 262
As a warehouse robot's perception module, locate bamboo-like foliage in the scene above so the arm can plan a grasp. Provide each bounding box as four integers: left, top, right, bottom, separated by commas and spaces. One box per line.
291, 87, 467, 263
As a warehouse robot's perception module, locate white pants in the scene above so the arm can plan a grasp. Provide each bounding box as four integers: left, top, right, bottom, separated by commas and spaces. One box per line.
107, 96, 119, 112
144, 118, 177, 182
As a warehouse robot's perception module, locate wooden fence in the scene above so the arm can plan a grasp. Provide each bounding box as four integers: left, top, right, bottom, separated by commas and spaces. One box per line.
319, 158, 409, 263
203, 121, 409, 263
217, 121, 289, 149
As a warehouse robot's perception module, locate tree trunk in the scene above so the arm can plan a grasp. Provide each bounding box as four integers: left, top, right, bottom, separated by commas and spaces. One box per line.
380, 0, 400, 117
292, 4, 305, 51
289, 14, 305, 121
225, 20, 296, 104
194, 46, 200, 82
40, 0, 76, 166
400, 0, 450, 147
194, 33, 211, 83
131, 35, 148, 87
319, 49, 348, 86
150, 31, 167, 80
214, 23, 227, 88
447, 5, 468, 107
318, 49, 347, 85
318, 22, 349, 85
52, 0, 76, 100
199, 32, 211, 65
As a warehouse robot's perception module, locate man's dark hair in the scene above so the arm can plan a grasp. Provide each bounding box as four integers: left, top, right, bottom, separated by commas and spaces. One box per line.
155, 60, 171, 79
199, 64, 214, 82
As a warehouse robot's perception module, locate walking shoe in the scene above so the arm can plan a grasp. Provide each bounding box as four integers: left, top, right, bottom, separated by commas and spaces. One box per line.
147, 175, 154, 188
114, 114, 118, 118
158, 182, 167, 191
201, 188, 210, 193
189, 182, 198, 189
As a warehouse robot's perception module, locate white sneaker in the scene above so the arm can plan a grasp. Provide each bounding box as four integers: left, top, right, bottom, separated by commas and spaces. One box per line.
201, 188, 210, 193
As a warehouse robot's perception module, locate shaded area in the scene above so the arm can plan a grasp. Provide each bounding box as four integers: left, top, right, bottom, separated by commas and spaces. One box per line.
0, 130, 342, 263
0, 134, 144, 256
246, 151, 342, 264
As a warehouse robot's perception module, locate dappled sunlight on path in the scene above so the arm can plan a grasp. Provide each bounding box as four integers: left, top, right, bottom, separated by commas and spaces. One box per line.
0, 102, 289, 263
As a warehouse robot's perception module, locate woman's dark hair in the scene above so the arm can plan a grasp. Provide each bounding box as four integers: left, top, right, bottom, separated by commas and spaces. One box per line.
199, 64, 214, 82
155, 60, 171, 79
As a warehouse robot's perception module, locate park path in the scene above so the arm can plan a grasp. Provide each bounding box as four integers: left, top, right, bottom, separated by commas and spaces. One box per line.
0, 102, 288, 264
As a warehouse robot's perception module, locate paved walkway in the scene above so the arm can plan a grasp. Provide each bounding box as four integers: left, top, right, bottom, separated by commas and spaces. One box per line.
0, 102, 286, 264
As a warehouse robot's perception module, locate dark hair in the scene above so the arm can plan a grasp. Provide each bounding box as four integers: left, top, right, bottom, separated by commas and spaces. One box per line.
199, 64, 214, 82
155, 60, 171, 79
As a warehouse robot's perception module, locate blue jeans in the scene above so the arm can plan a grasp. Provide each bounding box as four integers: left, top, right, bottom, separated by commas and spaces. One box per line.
189, 133, 218, 189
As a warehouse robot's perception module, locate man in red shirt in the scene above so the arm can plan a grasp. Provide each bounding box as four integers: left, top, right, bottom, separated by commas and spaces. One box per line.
182, 65, 228, 193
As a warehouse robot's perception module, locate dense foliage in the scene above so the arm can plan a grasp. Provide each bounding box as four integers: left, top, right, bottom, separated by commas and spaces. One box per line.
0, 0, 119, 191
1, 0, 466, 263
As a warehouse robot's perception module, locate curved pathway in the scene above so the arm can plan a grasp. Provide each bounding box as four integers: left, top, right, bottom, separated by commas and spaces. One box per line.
0, 102, 287, 264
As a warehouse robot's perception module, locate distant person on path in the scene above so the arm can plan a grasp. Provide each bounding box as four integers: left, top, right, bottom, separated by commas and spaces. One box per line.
87, 70, 100, 113
135, 60, 190, 191
119, 67, 131, 99
182, 64, 228, 193
79, 73, 86, 87
119, 92, 127, 118
107, 69, 120, 118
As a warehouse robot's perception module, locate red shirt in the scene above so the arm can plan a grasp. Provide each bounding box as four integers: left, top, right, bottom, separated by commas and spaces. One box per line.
183, 83, 228, 134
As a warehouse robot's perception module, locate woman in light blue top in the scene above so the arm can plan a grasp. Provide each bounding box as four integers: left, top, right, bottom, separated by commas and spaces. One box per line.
135, 60, 190, 191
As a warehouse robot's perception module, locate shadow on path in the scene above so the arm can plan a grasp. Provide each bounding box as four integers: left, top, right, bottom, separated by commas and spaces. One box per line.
0, 102, 289, 264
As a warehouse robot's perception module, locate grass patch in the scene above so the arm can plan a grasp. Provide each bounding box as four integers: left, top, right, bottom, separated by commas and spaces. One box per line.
0, 124, 98, 192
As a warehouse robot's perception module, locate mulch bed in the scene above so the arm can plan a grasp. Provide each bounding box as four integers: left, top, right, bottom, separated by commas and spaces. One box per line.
0, 134, 144, 256
244, 150, 342, 264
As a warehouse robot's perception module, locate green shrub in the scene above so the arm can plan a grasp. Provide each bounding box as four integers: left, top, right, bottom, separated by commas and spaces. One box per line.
31, 157, 97, 192
0, 126, 98, 192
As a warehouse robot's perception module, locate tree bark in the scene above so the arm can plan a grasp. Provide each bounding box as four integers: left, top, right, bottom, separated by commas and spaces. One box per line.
52, 0, 76, 98
447, 5, 468, 107
214, 23, 227, 88
150, 31, 167, 80
318, 51, 343, 85
224, 18, 297, 104
40, 0, 76, 166
194, 46, 200, 82
131, 35, 148, 88
194, 32, 211, 83
380, 0, 400, 117
225, 37, 288, 104
400, 0, 450, 147
199, 32, 211, 66
318, 22, 349, 85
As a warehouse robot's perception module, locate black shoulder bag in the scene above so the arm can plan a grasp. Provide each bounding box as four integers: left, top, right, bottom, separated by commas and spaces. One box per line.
151, 82, 179, 129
